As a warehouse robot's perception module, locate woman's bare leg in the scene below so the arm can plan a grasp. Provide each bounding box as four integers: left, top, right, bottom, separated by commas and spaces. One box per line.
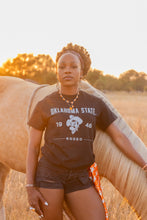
65, 186, 105, 220
38, 188, 64, 220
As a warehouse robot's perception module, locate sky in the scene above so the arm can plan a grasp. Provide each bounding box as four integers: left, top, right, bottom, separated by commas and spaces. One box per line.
0, 0, 147, 77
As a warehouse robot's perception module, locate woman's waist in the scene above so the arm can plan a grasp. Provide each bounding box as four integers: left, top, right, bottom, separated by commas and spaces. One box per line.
38, 154, 94, 173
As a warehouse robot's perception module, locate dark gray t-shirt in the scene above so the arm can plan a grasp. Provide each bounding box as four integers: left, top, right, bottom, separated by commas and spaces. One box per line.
28, 90, 117, 169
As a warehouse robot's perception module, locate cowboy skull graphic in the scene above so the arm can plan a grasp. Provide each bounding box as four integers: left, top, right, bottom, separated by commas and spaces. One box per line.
66, 115, 83, 134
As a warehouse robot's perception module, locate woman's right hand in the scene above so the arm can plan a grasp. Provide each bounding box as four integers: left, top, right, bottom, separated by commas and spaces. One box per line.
26, 186, 48, 218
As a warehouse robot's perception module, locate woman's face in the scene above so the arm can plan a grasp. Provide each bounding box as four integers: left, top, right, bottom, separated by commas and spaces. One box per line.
56, 53, 83, 88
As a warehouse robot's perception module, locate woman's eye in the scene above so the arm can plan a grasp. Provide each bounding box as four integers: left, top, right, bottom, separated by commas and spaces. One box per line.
58, 65, 78, 69
59, 66, 65, 69
72, 65, 77, 68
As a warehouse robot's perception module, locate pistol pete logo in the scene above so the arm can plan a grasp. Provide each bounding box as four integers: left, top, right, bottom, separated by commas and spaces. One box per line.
66, 115, 83, 134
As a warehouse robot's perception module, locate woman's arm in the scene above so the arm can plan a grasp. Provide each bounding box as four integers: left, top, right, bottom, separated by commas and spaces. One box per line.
26, 127, 43, 185
106, 123, 147, 169
26, 127, 47, 217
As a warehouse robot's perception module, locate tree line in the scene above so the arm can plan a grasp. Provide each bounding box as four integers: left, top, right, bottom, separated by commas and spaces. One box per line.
0, 53, 147, 91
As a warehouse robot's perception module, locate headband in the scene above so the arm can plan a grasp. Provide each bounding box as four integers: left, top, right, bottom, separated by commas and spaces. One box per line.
64, 50, 84, 70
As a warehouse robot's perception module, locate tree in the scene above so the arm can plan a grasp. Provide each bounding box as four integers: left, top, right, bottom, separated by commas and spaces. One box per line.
86, 69, 103, 85
0, 53, 56, 84
119, 69, 147, 91
94, 75, 120, 91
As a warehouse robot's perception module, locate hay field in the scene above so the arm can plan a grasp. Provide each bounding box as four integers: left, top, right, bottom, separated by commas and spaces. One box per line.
3, 91, 147, 220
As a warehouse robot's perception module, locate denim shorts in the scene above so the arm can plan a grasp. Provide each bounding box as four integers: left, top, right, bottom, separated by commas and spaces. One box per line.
35, 157, 93, 194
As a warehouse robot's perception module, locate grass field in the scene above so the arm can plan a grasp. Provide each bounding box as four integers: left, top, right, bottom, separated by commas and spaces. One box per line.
3, 91, 147, 220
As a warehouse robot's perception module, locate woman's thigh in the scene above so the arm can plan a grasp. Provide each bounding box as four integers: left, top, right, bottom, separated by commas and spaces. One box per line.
38, 188, 64, 220
65, 186, 105, 220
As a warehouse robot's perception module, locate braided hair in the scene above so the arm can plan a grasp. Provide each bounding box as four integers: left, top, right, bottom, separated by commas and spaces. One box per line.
56, 43, 91, 76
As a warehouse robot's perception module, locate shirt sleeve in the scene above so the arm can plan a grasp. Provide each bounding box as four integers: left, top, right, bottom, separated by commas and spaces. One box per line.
96, 100, 117, 131
27, 101, 47, 131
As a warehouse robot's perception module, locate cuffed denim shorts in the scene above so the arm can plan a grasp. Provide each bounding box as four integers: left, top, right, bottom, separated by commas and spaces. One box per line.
35, 157, 93, 194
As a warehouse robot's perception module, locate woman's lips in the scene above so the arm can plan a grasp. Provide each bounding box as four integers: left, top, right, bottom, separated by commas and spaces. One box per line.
63, 76, 73, 80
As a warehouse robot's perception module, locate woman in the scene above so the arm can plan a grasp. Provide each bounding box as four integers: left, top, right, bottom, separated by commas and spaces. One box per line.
26, 43, 147, 220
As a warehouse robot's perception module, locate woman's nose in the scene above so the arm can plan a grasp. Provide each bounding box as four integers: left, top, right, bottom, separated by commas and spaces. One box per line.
64, 66, 71, 73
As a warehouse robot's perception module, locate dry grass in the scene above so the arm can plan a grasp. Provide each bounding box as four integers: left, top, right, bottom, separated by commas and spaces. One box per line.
106, 91, 147, 146
3, 91, 147, 220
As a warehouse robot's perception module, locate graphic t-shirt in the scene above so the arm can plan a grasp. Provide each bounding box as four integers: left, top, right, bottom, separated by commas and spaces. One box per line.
28, 90, 117, 169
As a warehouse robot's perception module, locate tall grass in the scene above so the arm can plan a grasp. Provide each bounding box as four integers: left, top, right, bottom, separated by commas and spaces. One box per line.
3, 92, 147, 219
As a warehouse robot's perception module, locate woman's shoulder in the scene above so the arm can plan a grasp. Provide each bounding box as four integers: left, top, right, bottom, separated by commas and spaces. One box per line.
37, 91, 59, 106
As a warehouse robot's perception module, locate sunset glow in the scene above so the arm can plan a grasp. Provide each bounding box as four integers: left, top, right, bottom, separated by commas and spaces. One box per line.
0, 0, 147, 77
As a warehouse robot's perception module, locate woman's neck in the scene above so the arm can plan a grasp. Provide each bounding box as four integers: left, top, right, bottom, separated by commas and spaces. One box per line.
60, 85, 79, 95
